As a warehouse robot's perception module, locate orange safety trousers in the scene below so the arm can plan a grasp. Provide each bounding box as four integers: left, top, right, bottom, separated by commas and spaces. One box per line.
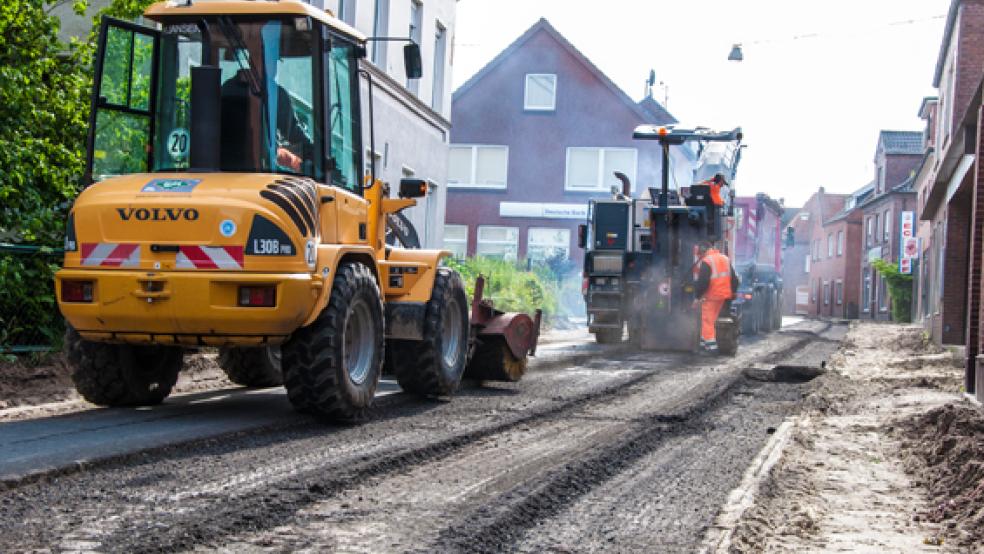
701, 298, 725, 342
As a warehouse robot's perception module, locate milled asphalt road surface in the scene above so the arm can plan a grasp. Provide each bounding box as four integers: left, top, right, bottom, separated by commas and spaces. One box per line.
0, 321, 843, 553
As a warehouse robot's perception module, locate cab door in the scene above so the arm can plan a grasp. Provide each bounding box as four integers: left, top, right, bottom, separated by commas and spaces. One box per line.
84, 17, 161, 185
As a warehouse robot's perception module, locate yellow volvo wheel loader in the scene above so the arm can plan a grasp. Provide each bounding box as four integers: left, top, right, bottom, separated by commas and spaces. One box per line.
55, 0, 540, 420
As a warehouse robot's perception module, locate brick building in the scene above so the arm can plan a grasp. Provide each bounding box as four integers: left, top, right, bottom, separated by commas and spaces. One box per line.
916, 0, 984, 397
443, 18, 693, 265
914, 97, 940, 324
782, 188, 851, 316
858, 131, 921, 320
919, 0, 984, 350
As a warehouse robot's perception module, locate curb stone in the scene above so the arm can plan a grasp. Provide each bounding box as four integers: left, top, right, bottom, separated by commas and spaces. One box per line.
699, 416, 800, 553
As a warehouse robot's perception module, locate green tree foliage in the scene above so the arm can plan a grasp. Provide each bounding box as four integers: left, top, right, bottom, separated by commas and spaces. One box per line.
871, 258, 913, 323
446, 257, 559, 319
0, 0, 153, 351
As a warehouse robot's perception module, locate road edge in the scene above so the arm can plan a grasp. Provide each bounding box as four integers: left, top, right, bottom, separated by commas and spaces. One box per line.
699, 415, 799, 553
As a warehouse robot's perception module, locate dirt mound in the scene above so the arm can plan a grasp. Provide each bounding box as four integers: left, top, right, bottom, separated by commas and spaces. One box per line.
900, 403, 984, 547
0, 354, 75, 409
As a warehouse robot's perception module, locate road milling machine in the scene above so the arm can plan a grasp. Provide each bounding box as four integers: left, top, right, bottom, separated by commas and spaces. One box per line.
54, 0, 540, 420
579, 125, 744, 354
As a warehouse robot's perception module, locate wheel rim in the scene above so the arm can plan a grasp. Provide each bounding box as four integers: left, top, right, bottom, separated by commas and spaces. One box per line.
343, 298, 375, 385
441, 296, 463, 368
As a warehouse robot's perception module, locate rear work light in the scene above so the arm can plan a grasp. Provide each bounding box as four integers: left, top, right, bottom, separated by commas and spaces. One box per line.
238, 286, 276, 307
62, 280, 93, 303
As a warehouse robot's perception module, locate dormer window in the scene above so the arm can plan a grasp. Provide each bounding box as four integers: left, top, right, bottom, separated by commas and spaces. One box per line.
524, 74, 557, 111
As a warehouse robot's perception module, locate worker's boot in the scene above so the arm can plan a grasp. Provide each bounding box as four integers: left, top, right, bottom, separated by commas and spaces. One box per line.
700, 339, 718, 354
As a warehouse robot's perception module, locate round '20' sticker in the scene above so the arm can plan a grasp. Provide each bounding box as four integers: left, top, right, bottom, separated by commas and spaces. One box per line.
167, 128, 190, 162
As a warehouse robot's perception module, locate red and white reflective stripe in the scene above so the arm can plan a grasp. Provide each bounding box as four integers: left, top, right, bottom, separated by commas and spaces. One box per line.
176, 246, 244, 270
80, 243, 140, 267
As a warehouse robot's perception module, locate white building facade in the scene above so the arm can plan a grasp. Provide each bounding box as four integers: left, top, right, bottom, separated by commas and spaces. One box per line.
312, 0, 457, 248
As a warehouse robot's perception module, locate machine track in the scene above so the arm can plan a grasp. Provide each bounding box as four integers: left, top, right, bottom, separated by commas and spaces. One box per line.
0, 323, 839, 553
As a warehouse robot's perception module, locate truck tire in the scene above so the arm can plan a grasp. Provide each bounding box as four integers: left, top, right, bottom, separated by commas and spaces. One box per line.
282, 262, 384, 420
772, 291, 783, 330
594, 327, 623, 344
66, 326, 182, 406
218, 346, 283, 387
391, 268, 470, 396
741, 307, 760, 336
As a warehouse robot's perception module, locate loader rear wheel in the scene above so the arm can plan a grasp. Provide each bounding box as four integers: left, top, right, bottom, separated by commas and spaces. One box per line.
282, 262, 383, 420
391, 268, 469, 396
218, 346, 283, 387
464, 337, 527, 382
66, 326, 182, 406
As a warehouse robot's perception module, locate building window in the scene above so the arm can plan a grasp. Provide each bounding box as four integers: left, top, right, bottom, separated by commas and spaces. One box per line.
804, 255, 810, 273
431, 22, 447, 113
524, 73, 556, 111
371, 0, 390, 67
448, 145, 508, 189
565, 147, 637, 192
876, 165, 884, 194
338, 0, 357, 25
873, 214, 880, 244
837, 230, 844, 256
734, 207, 744, 229
866, 217, 874, 246
862, 268, 871, 311
836, 280, 843, 305
823, 281, 830, 306
407, 0, 423, 94
527, 228, 571, 261
477, 226, 519, 260
883, 209, 891, 242
827, 233, 834, 258
443, 224, 468, 259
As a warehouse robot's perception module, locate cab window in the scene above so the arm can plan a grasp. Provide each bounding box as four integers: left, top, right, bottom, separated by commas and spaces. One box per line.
327, 39, 362, 192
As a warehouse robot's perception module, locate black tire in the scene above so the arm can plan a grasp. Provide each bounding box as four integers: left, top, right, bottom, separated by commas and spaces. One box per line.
594, 327, 623, 344
716, 319, 739, 356
218, 346, 283, 387
772, 291, 783, 330
391, 268, 470, 396
742, 306, 760, 336
66, 326, 182, 406
282, 262, 384, 420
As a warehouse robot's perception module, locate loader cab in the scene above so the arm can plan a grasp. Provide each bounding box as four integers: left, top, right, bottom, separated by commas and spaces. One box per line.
84, 3, 420, 197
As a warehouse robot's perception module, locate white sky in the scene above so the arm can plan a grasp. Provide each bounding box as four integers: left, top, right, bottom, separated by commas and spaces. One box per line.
451, 0, 950, 207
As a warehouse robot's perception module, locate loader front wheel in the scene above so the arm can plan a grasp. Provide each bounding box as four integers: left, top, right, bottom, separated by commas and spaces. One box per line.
66, 326, 182, 406
282, 262, 384, 420
391, 268, 470, 396
218, 346, 283, 387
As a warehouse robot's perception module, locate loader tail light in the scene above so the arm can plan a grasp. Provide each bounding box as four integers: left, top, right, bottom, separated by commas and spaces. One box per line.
62, 280, 93, 303
582, 277, 589, 296
744, 293, 753, 300
238, 286, 276, 307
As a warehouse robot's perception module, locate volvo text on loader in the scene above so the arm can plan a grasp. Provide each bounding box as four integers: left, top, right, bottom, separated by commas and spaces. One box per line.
55, 0, 540, 420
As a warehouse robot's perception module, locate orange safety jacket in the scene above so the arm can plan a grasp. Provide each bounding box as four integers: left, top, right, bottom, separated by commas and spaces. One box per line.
699, 249, 735, 300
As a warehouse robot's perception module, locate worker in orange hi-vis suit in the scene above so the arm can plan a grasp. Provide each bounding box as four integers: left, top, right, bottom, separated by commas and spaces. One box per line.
702, 173, 729, 206
693, 241, 739, 352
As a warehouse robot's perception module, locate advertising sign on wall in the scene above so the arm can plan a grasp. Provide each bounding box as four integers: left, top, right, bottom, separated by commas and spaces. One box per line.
899, 211, 917, 275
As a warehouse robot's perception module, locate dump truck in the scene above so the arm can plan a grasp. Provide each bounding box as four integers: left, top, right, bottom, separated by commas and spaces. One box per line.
579, 125, 743, 354
54, 0, 540, 420
730, 194, 784, 334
